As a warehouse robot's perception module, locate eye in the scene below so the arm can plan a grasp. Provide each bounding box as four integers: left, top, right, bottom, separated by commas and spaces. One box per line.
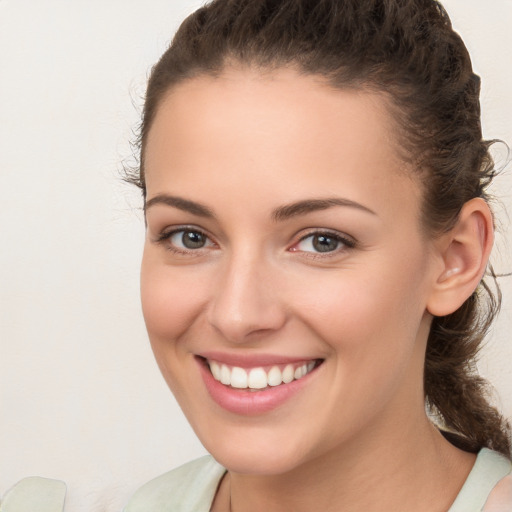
158, 228, 216, 252
291, 231, 355, 254
171, 230, 209, 249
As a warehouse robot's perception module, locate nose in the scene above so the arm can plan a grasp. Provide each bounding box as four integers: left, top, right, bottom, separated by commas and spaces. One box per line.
206, 251, 287, 344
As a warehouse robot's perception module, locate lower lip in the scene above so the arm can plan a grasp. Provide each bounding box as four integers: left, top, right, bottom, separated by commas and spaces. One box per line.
197, 358, 319, 415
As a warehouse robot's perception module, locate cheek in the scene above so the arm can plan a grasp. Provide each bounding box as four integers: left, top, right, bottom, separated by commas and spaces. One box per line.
286, 259, 431, 436
140, 252, 208, 343
290, 251, 431, 361
139, 252, 213, 409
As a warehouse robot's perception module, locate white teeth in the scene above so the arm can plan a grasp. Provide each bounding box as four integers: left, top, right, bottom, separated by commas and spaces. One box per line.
248, 368, 268, 389
282, 364, 294, 384
230, 367, 248, 389
220, 364, 231, 385
294, 364, 308, 379
267, 366, 282, 387
208, 360, 317, 390
210, 361, 221, 381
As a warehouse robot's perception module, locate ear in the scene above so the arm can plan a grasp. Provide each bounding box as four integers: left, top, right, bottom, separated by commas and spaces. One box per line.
426, 198, 494, 317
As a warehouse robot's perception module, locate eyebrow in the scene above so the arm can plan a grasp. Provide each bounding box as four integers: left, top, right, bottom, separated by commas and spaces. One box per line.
144, 194, 376, 220
145, 194, 215, 218
271, 197, 376, 221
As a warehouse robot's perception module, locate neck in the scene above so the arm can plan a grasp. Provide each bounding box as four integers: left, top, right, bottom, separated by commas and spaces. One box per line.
223, 411, 475, 512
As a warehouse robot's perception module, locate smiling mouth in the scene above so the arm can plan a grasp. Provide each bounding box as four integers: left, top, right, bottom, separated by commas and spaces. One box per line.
203, 358, 323, 391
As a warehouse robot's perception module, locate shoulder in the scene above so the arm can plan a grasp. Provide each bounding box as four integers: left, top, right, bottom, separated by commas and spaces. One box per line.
450, 449, 512, 512
478, 449, 512, 512
484, 473, 512, 512
0, 477, 66, 512
123, 455, 226, 512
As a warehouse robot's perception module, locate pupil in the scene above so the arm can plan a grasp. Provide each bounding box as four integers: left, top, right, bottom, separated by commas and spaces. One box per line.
313, 235, 338, 253
182, 231, 205, 249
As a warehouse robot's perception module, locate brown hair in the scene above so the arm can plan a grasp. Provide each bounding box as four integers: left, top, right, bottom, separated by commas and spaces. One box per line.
129, 0, 511, 456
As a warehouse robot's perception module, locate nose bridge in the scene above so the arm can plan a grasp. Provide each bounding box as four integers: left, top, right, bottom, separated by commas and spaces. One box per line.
207, 245, 286, 343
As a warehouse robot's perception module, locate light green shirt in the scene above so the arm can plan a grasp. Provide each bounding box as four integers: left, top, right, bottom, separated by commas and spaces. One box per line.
124, 448, 512, 512
1, 449, 510, 511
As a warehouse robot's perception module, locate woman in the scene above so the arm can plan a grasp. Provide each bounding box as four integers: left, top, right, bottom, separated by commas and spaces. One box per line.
125, 0, 512, 510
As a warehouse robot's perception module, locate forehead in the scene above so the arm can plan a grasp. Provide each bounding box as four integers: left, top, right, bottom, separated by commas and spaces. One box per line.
148, 67, 398, 154
148, 66, 400, 154
144, 67, 421, 223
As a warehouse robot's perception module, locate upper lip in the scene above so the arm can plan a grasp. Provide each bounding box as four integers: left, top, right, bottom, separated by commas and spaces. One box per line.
197, 351, 321, 368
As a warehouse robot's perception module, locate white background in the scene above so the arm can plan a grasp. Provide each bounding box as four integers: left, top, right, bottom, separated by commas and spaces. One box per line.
0, 1, 511, 510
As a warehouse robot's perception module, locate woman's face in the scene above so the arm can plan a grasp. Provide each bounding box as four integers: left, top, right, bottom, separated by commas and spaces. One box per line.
141, 68, 441, 474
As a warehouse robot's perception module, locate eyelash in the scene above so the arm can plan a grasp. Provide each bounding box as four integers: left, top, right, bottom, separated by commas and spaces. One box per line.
155, 227, 357, 257
155, 226, 215, 255
291, 230, 356, 258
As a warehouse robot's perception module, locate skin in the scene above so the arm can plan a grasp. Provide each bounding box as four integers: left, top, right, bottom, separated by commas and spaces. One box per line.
140, 67, 485, 511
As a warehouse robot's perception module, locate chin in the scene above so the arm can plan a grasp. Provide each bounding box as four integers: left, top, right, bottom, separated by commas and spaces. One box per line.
213, 446, 307, 476
197, 425, 312, 475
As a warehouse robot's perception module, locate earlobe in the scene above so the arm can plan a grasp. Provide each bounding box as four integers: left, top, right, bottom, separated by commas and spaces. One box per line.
426, 198, 494, 317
